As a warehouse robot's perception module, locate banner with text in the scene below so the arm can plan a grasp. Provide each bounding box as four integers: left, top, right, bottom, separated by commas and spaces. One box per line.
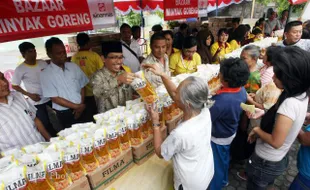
164, 0, 198, 21
0, 0, 116, 43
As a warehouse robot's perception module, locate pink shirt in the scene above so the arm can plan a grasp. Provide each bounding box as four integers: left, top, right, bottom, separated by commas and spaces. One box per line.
260, 66, 274, 87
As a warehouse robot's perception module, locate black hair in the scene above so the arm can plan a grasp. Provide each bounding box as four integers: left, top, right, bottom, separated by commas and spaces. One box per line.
252, 28, 262, 35
150, 32, 166, 46
76, 33, 90, 47
265, 46, 281, 64
245, 24, 251, 32
233, 25, 248, 42
282, 10, 288, 17
254, 18, 265, 28
163, 30, 174, 39
284, 21, 302, 33
272, 46, 310, 97
152, 24, 163, 32
220, 58, 250, 88
45, 37, 64, 53
232, 18, 240, 24
182, 36, 197, 49
192, 28, 198, 33
19, 42, 35, 54
217, 28, 229, 37
120, 23, 131, 31
180, 23, 188, 30
302, 29, 310, 39
131, 25, 141, 34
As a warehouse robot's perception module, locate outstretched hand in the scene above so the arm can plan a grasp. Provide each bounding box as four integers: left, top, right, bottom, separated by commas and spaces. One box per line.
141, 64, 163, 76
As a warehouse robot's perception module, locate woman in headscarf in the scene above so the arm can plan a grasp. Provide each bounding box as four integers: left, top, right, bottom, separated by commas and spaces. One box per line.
196, 29, 214, 64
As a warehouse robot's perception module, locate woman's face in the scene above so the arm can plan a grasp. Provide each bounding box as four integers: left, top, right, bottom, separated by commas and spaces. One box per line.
219, 32, 229, 43
241, 50, 256, 68
164, 34, 173, 48
206, 35, 212, 46
273, 74, 283, 89
183, 46, 197, 59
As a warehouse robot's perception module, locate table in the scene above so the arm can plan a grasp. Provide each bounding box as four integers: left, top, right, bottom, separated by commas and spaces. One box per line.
105, 155, 174, 190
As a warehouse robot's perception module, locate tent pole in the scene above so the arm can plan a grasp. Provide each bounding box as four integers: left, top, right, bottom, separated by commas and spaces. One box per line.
251, 0, 256, 19
283, 4, 293, 39
216, 0, 218, 16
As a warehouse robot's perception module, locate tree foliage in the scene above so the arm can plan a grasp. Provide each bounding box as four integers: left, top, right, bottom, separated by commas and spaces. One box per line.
256, 0, 306, 16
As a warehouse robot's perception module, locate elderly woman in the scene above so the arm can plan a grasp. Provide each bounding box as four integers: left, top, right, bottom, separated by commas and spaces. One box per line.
246, 46, 310, 189
211, 28, 232, 64
142, 64, 214, 190
240, 45, 261, 94
169, 36, 201, 76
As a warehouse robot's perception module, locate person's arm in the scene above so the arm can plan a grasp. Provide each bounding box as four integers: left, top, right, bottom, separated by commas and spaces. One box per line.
34, 117, 51, 141
247, 94, 265, 110
80, 87, 85, 104
298, 130, 310, 146
50, 97, 80, 110
250, 114, 293, 149
12, 85, 41, 102
169, 54, 177, 76
153, 124, 163, 158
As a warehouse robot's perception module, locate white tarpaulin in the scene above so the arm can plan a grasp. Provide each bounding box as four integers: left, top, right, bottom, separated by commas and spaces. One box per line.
301, 1, 310, 20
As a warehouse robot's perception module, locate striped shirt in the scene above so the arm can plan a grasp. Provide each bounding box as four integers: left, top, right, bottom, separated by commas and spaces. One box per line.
260, 65, 274, 87
0, 92, 45, 151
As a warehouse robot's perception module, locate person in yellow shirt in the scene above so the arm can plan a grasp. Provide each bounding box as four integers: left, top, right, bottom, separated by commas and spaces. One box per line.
169, 36, 201, 76
229, 25, 248, 51
71, 33, 104, 121
163, 30, 180, 57
211, 28, 232, 64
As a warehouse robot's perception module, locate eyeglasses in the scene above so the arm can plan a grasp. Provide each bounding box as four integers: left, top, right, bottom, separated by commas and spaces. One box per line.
107, 56, 125, 60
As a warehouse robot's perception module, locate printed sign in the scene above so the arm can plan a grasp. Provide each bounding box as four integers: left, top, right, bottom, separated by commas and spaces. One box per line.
164, 0, 198, 21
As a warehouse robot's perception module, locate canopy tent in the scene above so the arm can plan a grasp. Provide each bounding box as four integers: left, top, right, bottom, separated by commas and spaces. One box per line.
207, 0, 244, 13
289, 0, 308, 5
301, 1, 310, 20
113, 0, 163, 14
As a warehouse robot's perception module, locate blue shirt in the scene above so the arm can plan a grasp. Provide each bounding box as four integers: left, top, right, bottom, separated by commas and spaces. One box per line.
40, 62, 89, 111
297, 144, 310, 180
210, 87, 247, 139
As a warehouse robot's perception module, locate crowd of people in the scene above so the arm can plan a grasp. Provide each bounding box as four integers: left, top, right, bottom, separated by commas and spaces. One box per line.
1, 7, 310, 190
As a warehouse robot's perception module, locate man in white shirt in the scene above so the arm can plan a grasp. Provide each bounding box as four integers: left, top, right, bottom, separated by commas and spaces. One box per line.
277, 21, 310, 51
40, 37, 89, 129
131, 25, 143, 58
0, 71, 50, 151
12, 42, 57, 137
120, 23, 144, 73
264, 10, 278, 36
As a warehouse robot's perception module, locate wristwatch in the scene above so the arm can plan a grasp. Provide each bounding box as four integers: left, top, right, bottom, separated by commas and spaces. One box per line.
152, 123, 161, 128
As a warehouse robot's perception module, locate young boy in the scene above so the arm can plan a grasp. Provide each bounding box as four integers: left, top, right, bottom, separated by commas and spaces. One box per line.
209, 58, 250, 190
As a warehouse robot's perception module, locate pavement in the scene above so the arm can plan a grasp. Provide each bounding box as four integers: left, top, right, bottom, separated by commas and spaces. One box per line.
223, 141, 300, 190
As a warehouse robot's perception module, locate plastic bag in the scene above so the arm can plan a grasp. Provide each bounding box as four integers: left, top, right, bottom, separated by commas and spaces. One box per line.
37, 151, 71, 190
127, 115, 142, 146
130, 71, 157, 104
107, 126, 121, 158
118, 124, 131, 151
26, 161, 54, 190
0, 163, 28, 190
78, 138, 98, 173
63, 146, 85, 182
138, 109, 149, 139
0, 156, 13, 172
93, 128, 110, 165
